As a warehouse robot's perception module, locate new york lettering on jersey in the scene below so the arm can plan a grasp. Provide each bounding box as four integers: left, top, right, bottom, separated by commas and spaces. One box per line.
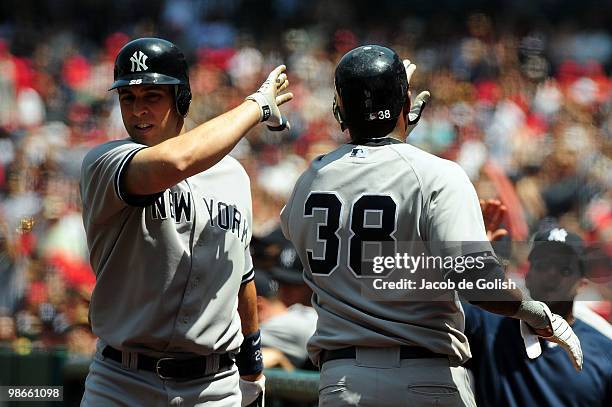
149, 190, 249, 243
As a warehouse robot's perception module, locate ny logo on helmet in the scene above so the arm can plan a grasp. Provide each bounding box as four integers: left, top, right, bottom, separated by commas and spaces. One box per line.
547, 228, 568, 242
280, 248, 297, 268
130, 51, 149, 72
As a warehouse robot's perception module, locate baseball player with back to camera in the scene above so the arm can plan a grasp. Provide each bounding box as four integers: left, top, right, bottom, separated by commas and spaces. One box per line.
79, 37, 292, 406
280, 45, 583, 407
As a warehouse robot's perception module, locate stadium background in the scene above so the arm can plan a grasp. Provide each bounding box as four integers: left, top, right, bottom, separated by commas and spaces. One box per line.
0, 0, 610, 405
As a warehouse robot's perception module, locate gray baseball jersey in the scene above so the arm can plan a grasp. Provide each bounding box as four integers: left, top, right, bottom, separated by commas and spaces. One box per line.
280, 138, 493, 365
80, 139, 253, 357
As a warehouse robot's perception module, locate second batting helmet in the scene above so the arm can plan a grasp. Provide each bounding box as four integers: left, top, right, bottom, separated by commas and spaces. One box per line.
334, 45, 408, 138
109, 37, 192, 116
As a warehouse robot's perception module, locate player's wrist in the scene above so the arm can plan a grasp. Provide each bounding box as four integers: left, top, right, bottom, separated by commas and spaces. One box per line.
236, 330, 264, 376
514, 300, 552, 331
243, 99, 265, 124
244, 93, 270, 123
240, 372, 263, 381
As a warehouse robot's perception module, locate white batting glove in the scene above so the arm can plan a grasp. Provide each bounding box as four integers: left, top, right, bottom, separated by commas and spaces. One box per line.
525, 303, 583, 372
403, 60, 431, 138
246, 65, 293, 131
240, 375, 265, 406
520, 319, 543, 359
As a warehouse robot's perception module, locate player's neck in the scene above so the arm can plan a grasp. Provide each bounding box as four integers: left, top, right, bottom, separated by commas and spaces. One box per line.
390, 114, 407, 141
347, 116, 407, 143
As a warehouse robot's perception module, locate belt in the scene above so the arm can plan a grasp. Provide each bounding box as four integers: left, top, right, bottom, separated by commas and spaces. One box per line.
320, 346, 445, 366
102, 346, 234, 381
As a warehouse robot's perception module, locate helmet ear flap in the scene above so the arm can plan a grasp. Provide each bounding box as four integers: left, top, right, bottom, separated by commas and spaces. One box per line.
333, 95, 347, 131
175, 85, 192, 116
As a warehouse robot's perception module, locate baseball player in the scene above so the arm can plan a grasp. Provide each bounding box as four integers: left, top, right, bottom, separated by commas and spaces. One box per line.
465, 202, 612, 406
280, 45, 583, 406
79, 37, 292, 406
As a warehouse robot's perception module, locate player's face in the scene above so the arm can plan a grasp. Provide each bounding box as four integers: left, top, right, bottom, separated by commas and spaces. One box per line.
525, 250, 583, 303
118, 84, 182, 145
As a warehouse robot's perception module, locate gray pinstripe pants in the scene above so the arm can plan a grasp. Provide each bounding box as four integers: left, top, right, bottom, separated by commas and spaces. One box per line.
318, 347, 476, 407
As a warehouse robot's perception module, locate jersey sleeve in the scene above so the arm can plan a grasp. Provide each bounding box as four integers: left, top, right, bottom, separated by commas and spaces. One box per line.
241, 167, 254, 285
423, 162, 493, 258
280, 204, 290, 241
280, 170, 305, 241
241, 246, 255, 284
80, 141, 162, 225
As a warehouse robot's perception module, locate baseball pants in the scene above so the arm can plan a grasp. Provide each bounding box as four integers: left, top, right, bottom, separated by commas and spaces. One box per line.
318, 346, 476, 407
81, 340, 241, 407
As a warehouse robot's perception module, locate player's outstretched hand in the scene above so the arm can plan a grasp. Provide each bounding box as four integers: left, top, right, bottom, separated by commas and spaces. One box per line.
240, 375, 266, 406
246, 65, 293, 132
403, 60, 430, 138
480, 198, 509, 241
530, 304, 584, 372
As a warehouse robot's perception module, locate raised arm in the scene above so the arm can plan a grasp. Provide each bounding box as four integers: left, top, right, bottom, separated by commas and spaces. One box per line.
125, 65, 292, 196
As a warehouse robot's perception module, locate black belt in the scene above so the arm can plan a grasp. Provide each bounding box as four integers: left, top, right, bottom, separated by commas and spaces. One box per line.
102, 346, 234, 381
320, 346, 445, 366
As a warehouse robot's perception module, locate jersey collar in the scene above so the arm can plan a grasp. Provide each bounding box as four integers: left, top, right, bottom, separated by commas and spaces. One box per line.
349, 137, 403, 147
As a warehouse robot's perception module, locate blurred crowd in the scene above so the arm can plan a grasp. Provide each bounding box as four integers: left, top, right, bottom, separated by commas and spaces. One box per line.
0, 0, 610, 357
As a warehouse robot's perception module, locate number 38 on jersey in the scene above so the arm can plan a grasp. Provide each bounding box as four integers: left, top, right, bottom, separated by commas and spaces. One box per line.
303, 192, 398, 278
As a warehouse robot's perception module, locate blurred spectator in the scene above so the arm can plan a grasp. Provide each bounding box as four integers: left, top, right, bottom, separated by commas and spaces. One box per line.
255, 271, 294, 370
0, 314, 17, 350
255, 242, 317, 369
65, 324, 97, 356
269, 242, 313, 307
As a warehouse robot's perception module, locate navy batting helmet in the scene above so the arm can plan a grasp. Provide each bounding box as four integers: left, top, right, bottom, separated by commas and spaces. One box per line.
334, 45, 408, 139
109, 37, 192, 116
